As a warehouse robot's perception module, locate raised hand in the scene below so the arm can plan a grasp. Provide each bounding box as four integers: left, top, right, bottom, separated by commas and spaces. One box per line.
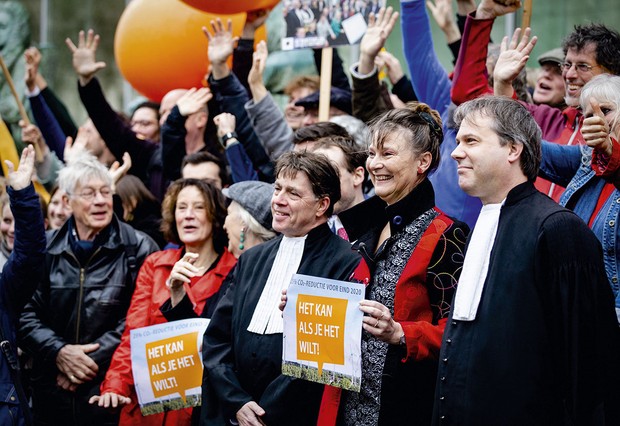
427, 0, 460, 43
359, 6, 399, 74
24, 47, 42, 92
176, 87, 212, 117
376, 50, 405, 85
456, 0, 477, 16
248, 40, 268, 102
476, 0, 522, 20
65, 29, 106, 85
213, 113, 237, 138
5, 144, 36, 191
493, 27, 537, 96
582, 98, 615, 157
242, 9, 270, 39
204, 18, 238, 79
109, 152, 132, 191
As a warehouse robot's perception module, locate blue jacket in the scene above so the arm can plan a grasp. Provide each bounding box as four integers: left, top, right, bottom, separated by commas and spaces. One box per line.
0, 184, 46, 425
540, 142, 620, 320
401, 0, 482, 229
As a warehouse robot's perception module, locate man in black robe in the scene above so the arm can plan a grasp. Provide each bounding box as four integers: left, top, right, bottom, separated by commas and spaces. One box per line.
203, 151, 361, 426
433, 96, 620, 425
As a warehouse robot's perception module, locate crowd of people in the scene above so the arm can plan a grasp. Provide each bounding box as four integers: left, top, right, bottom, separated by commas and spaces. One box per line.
0, 0, 619, 425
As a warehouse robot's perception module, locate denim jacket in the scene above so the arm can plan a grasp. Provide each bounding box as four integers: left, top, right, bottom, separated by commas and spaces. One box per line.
540, 142, 620, 320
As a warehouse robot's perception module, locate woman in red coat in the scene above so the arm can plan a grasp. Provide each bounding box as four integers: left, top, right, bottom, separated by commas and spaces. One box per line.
89, 179, 236, 425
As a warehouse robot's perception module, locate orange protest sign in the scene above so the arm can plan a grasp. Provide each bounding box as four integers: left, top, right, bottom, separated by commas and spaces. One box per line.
296, 294, 348, 376
145, 332, 202, 403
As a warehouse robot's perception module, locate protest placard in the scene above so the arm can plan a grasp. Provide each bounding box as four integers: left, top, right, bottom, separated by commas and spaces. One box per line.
282, 273, 364, 392
281, 0, 386, 50
130, 318, 210, 416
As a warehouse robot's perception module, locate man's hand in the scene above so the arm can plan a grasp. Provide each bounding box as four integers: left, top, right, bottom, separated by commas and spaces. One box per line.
204, 18, 239, 80
359, 6, 399, 75
176, 87, 212, 117
476, 0, 521, 20
248, 40, 268, 103
236, 401, 266, 426
583, 98, 615, 157
242, 9, 270, 39
65, 29, 106, 86
214, 113, 237, 138
493, 27, 537, 97
56, 373, 78, 392
427, 0, 460, 44
55, 343, 100, 385
89, 392, 132, 409
5, 144, 36, 191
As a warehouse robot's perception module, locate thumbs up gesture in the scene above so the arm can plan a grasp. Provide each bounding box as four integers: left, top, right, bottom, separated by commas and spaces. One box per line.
582, 98, 615, 157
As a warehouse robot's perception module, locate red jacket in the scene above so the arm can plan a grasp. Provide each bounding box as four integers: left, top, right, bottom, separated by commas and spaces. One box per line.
100, 247, 237, 425
451, 13, 584, 202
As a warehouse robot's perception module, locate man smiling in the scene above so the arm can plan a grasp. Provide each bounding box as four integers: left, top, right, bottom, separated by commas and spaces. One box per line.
19, 152, 158, 425
203, 151, 361, 426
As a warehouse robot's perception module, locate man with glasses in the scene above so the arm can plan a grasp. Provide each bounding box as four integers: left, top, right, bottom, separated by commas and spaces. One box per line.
451, 0, 620, 202
19, 152, 159, 425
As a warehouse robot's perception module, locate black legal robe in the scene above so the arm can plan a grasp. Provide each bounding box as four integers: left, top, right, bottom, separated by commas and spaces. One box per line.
203, 223, 361, 426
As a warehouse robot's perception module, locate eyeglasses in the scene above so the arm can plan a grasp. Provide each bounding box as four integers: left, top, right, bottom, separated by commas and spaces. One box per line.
70, 187, 113, 200
560, 62, 601, 73
131, 120, 158, 127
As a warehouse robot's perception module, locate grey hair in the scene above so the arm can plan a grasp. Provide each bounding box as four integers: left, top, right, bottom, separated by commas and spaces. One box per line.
57, 151, 113, 196
454, 96, 542, 181
330, 115, 371, 149
233, 202, 276, 243
580, 74, 620, 131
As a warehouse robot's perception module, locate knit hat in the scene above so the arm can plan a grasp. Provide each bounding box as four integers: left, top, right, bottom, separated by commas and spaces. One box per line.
222, 181, 274, 231
537, 47, 564, 66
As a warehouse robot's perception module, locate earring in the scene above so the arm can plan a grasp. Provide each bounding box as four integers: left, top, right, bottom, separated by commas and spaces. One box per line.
239, 227, 246, 251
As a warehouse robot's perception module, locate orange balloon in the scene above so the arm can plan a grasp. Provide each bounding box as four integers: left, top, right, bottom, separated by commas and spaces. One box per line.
180, 0, 280, 15
114, 0, 248, 101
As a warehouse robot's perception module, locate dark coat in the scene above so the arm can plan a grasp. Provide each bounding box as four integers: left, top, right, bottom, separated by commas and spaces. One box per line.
18, 216, 158, 425
433, 182, 620, 425
203, 223, 360, 426
0, 185, 46, 426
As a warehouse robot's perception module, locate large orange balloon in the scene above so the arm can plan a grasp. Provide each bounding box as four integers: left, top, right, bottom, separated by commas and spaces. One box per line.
115, 0, 250, 101
180, 0, 280, 15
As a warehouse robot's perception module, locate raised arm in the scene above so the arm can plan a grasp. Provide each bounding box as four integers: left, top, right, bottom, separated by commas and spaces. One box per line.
450, 0, 522, 105
1, 145, 47, 316
245, 40, 294, 161
67, 30, 159, 183
205, 20, 274, 182
214, 112, 259, 182
400, 0, 451, 113
351, 6, 399, 123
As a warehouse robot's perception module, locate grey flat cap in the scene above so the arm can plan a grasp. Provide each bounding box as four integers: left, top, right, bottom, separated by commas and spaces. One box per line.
222, 181, 274, 231
537, 47, 564, 66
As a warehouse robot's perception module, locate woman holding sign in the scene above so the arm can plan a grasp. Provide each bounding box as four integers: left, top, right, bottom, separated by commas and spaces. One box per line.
333, 103, 470, 425
89, 178, 236, 425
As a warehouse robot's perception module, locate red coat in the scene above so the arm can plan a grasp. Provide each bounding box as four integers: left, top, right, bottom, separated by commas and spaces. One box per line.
100, 247, 237, 426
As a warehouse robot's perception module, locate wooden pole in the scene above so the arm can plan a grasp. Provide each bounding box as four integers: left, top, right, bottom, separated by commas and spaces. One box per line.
0, 54, 43, 162
0, 55, 31, 126
521, 0, 533, 30
318, 47, 333, 122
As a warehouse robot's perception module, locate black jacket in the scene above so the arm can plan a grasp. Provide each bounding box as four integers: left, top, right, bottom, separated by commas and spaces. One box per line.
18, 216, 158, 425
